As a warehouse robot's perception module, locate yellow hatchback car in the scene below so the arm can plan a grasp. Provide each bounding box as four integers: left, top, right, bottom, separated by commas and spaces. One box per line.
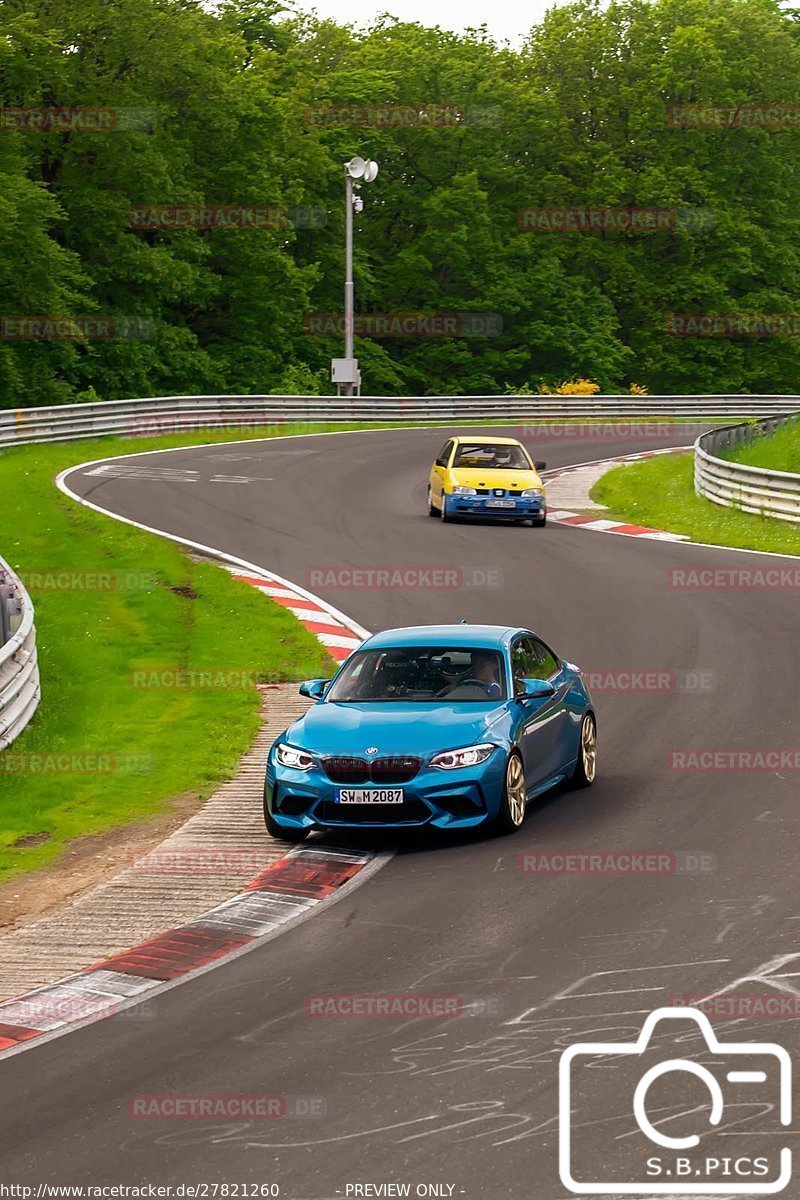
427, 436, 547, 526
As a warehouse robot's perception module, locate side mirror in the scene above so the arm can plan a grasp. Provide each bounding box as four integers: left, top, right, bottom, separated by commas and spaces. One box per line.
299, 678, 329, 700
517, 677, 555, 700
534, 460, 547, 472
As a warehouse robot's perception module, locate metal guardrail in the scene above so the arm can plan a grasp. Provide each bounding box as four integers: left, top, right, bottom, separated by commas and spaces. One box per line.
0, 555, 40, 749
3, 394, 800, 448
0, 392, 796, 750
694, 414, 800, 524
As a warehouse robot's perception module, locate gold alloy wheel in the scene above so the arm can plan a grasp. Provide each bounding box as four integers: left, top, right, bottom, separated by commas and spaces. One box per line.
581, 715, 597, 783
505, 753, 527, 826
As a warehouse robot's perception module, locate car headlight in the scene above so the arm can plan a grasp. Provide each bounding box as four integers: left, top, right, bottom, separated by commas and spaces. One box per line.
275, 743, 315, 771
451, 485, 477, 495
429, 743, 496, 770
521, 488, 544, 497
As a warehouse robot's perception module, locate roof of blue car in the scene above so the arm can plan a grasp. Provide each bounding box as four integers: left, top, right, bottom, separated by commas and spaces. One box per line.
362, 624, 522, 650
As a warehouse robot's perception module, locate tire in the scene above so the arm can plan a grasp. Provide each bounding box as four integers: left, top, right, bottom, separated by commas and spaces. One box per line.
264, 796, 310, 843
570, 713, 597, 788
493, 751, 528, 834
531, 513, 547, 527
440, 494, 451, 522
427, 486, 438, 517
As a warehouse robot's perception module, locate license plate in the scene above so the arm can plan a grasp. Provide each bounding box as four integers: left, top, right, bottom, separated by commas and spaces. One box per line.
336, 788, 404, 804
487, 499, 515, 509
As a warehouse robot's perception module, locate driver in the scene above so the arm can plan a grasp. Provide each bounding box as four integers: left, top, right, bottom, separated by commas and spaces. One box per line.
436, 651, 503, 699
468, 651, 503, 697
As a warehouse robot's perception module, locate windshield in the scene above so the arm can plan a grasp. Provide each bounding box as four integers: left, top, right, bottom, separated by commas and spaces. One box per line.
326, 646, 508, 703
453, 443, 531, 470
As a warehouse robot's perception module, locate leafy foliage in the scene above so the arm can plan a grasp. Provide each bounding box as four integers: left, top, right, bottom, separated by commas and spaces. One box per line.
2, 0, 800, 403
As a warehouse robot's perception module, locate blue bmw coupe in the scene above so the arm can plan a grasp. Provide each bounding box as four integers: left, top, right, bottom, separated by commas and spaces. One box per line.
263, 624, 594, 840
264, 624, 595, 841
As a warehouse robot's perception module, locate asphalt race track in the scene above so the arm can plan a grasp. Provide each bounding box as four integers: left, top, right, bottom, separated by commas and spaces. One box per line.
3, 425, 800, 1197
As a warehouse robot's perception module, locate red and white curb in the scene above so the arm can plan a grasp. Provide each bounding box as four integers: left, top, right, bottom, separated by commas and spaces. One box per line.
218, 567, 365, 662
0, 845, 384, 1059
545, 447, 690, 542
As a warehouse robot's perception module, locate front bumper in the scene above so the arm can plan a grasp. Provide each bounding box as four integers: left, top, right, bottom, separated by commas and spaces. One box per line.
265, 747, 507, 830
444, 493, 545, 519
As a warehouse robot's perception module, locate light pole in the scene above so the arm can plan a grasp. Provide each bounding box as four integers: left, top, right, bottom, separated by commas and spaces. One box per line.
331, 156, 379, 397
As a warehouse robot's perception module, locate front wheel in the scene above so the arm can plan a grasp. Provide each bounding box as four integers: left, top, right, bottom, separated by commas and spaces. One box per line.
493, 751, 527, 834
570, 713, 597, 788
264, 797, 310, 843
440, 494, 451, 522
531, 513, 547, 527
427, 486, 438, 517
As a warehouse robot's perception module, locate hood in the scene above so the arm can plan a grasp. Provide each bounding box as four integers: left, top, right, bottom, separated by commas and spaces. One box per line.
447, 467, 543, 489
285, 701, 508, 757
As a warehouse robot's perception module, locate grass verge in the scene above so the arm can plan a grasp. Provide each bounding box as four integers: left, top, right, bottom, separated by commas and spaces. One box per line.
591, 451, 800, 556
721, 418, 800, 473
0, 426, 351, 884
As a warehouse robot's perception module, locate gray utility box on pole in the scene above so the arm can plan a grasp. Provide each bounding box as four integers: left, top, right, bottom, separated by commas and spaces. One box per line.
331, 358, 361, 391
